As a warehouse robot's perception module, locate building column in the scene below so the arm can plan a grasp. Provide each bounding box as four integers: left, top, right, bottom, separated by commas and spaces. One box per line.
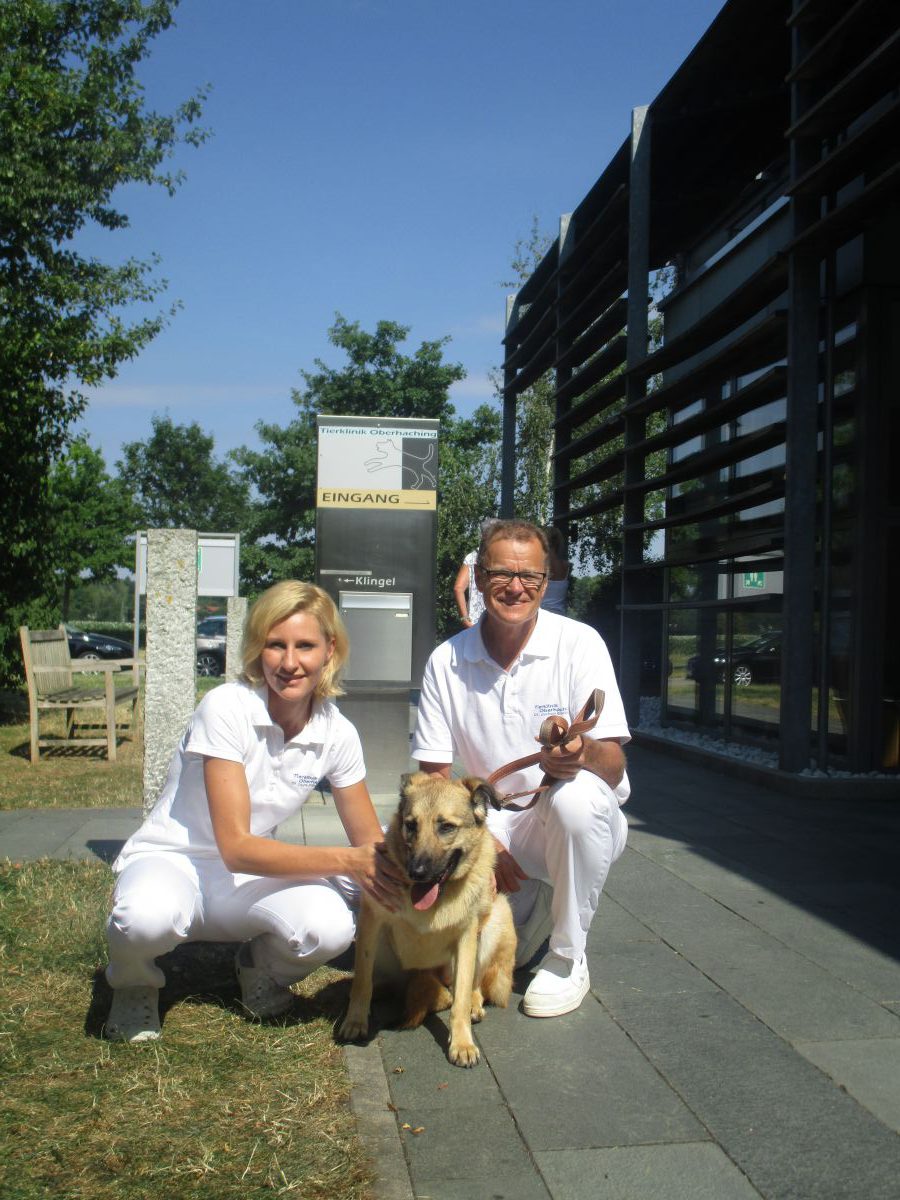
620, 105, 651, 724
781, 15, 820, 772
500, 293, 518, 517
554, 213, 574, 541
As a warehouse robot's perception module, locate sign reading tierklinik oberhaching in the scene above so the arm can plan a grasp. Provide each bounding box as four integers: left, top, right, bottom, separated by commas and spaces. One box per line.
315, 416, 438, 687
316, 419, 438, 511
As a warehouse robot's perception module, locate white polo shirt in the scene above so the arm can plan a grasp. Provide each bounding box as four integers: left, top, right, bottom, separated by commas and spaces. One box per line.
412, 609, 631, 804
114, 681, 365, 868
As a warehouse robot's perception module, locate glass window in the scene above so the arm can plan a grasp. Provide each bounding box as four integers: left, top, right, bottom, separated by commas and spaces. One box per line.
735, 397, 786, 434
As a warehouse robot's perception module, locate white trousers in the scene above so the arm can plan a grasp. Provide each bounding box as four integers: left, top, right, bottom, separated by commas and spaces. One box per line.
106, 852, 357, 990
488, 773, 628, 962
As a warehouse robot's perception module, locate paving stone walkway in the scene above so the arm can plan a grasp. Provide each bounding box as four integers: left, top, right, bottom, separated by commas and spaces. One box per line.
3, 741, 900, 1199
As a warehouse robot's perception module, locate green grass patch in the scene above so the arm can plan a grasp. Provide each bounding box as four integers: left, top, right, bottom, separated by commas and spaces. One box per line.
0, 677, 223, 811
0, 690, 143, 811
0, 860, 373, 1200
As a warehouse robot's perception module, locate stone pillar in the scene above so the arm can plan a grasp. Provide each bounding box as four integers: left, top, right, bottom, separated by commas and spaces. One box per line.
225, 595, 247, 681
142, 528, 197, 812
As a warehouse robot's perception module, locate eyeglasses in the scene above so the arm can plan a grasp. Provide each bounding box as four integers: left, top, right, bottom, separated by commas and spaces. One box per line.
477, 566, 547, 590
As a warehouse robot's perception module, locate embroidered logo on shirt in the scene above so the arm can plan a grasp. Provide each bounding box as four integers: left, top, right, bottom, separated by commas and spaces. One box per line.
291, 773, 320, 791
533, 703, 566, 720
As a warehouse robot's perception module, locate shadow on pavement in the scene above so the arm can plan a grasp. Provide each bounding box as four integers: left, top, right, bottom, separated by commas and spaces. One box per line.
625, 745, 900, 962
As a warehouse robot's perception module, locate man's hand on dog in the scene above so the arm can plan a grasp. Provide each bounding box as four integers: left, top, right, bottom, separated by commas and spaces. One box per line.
352, 842, 406, 911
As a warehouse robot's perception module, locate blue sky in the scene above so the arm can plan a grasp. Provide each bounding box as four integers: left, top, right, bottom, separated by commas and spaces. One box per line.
75, 0, 725, 470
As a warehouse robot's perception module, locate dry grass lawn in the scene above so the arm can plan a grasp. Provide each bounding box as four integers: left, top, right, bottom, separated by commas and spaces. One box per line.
0, 677, 221, 810
1, 680, 378, 1198
0, 860, 373, 1200
0, 685, 143, 810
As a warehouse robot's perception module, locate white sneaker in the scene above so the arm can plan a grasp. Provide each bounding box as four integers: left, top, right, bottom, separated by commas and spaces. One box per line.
235, 943, 294, 1018
522, 952, 590, 1018
106, 985, 161, 1042
514, 881, 554, 968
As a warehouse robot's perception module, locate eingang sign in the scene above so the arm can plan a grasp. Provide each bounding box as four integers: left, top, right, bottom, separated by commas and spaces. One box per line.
316, 420, 437, 510
315, 415, 439, 687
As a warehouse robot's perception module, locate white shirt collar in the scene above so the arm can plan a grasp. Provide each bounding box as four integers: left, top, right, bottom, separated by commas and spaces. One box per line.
245, 682, 330, 744
461, 609, 553, 666
244, 683, 275, 726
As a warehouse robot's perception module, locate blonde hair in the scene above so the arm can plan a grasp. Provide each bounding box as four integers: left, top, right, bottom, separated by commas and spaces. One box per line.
240, 581, 349, 699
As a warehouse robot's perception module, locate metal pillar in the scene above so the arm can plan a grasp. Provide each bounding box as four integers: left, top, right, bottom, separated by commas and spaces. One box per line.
500, 293, 517, 517
620, 106, 651, 725
553, 214, 574, 540
780, 14, 820, 772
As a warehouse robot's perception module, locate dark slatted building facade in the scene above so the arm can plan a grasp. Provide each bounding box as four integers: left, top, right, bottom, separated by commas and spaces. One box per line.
501, 0, 900, 783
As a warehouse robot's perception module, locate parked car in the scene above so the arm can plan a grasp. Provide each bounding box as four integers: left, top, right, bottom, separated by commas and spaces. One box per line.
197, 615, 227, 677
65, 625, 133, 661
686, 633, 781, 688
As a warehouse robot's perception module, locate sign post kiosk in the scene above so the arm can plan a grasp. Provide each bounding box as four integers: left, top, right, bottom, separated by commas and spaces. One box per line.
315, 415, 438, 687
315, 416, 439, 783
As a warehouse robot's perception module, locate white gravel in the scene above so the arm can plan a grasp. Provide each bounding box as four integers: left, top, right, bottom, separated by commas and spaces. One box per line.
635, 697, 779, 768
634, 697, 895, 780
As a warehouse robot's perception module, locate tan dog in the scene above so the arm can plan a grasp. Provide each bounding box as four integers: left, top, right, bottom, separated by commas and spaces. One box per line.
339, 772, 516, 1067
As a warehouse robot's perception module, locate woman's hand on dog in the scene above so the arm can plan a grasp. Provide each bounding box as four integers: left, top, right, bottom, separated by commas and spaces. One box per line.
493, 837, 528, 894
350, 842, 406, 911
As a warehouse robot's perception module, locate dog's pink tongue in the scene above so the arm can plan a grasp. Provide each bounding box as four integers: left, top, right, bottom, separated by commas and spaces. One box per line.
411, 882, 440, 911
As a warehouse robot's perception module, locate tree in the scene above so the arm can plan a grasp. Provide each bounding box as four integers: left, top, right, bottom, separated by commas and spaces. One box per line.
435, 404, 501, 639
501, 221, 671, 572
232, 411, 318, 593
47, 437, 136, 619
292, 315, 461, 423
234, 314, 478, 602
510, 373, 556, 526
118, 415, 250, 533
234, 314, 501, 634
498, 219, 556, 526
67, 577, 135, 623
0, 0, 206, 681
571, 267, 672, 573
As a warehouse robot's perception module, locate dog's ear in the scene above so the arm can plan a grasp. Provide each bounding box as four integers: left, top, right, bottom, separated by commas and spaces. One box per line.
399, 773, 414, 816
461, 777, 501, 822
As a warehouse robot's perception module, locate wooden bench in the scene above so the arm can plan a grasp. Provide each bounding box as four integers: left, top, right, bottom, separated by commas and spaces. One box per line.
19, 625, 140, 764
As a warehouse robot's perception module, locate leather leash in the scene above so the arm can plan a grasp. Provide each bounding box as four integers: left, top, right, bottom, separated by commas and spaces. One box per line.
485, 688, 606, 812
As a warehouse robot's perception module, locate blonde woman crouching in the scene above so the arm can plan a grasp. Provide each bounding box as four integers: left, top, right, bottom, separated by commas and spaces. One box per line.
104, 581, 403, 1042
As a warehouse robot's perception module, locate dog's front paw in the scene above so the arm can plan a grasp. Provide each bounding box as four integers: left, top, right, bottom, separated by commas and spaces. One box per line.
338, 1009, 370, 1042
448, 1038, 480, 1068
